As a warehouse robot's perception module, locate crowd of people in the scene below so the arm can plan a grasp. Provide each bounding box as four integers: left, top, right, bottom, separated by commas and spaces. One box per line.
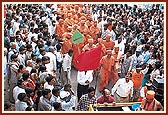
3, 3, 164, 111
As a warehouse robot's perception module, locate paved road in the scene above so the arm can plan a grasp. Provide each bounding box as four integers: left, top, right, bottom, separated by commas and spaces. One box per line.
70, 67, 114, 98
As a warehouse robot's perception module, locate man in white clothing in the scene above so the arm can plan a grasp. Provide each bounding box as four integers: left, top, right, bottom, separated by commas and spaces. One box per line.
45, 46, 57, 72
13, 79, 26, 102
60, 90, 76, 111
114, 34, 125, 55
111, 72, 133, 103
61, 49, 73, 86
77, 70, 93, 101
131, 48, 144, 69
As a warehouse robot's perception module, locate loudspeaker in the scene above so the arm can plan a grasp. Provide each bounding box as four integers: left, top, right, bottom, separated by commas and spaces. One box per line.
152, 78, 164, 106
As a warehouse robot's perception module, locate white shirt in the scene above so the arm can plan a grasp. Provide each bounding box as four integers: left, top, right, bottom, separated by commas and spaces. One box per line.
45, 52, 57, 71
62, 54, 72, 71
44, 82, 54, 91
55, 51, 63, 62
61, 95, 76, 111
111, 78, 133, 98
13, 22, 20, 35
150, 69, 160, 81
4, 55, 8, 76
26, 66, 32, 73
115, 40, 125, 55
77, 70, 93, 86
49, 25, 56, 35
50, 95, 61, 104
15, 100, 28, 111
18, 53, 26, 66
131, 53, 144, 69
31, 42, 37, 52
13, 86, 26, 102
111, 30, 116, 41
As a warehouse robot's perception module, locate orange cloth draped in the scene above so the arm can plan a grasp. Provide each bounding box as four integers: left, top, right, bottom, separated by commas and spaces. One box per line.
86, 20, 93, 28
131, 69, 144, 88
140, 98, 163, 111
99, 55, 115, 91
90, 26, 101, 44
56, 25, 64, 38
138, 86, 148, 102
78, 25, 88, 34
96, 44, 107, 58
64, 18, 74, 26
61, 38, 72, 54
103, 40, 115, 50
112, 52, 122, 84
84, 34, 91, 45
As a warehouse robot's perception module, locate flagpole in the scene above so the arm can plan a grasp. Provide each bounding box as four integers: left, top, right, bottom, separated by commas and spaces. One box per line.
94, 69, 99, 92
77, 44, 81, 54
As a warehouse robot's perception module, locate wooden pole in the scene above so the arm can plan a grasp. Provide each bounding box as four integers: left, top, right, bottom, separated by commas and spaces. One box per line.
94, 69, 99, 91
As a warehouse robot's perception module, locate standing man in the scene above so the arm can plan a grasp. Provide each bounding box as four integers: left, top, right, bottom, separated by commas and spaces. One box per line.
61, 49, 73, 86
38, 89, 52, 111
120, 50, 133, 78
112, 44, 122, 84
111, 72, 133, 103
103, 34, 115, 50
76, 87, 97, 111
77, 70, 94, 101
131, 64, 149, 101
82, 38, 96, 52
8, 54, 20, 103
99, 50, 115, 91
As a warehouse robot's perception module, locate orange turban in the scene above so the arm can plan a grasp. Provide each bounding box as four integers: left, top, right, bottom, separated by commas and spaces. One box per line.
146, 90, 155, 99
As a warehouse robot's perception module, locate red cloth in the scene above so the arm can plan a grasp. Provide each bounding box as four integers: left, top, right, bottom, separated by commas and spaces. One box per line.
97, 95, 115, 104
74, 46, 102, 71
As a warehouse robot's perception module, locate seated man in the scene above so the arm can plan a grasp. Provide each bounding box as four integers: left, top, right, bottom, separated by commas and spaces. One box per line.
97, 88, 115, 105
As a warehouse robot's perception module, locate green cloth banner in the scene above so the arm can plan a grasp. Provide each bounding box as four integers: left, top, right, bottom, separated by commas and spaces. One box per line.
72, 29, 84, 44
